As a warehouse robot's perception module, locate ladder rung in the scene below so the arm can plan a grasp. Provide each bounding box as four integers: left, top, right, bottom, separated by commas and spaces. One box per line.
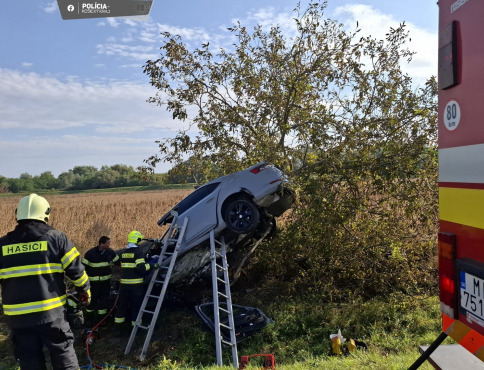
125, 217, 189, 361
215, 264, 226, 271
218, 292, 228, 299
221, 339, 235, 346
216, 277, 226, 284
218, 306, 229, 314
220, 323, 232, 330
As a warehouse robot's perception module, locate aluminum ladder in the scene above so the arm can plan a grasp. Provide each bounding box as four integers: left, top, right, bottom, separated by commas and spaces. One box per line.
124, 216, 189, 361
209, 229, 239, 368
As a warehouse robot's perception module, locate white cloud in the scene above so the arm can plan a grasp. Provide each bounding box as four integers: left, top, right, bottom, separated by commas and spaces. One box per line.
156, 24, 211, 42
42, 1, 58, 14
233, 6, 298, 36
120, 63, 144, 69
96, 43, 156, 60
21, 62, 33, 68
0, 68, 186, 177
107, 18, 120, 28
334, 4, 437, 83
94, 19, 222, 61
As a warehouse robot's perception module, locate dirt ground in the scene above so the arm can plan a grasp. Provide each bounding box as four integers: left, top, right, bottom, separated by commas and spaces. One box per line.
0, 293, 209, 370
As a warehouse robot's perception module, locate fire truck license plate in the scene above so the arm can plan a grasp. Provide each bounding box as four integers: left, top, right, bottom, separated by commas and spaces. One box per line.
460, 271, 484, 320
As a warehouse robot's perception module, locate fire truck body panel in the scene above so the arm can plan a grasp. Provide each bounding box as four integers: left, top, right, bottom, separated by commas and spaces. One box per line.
439, 0, 484, 359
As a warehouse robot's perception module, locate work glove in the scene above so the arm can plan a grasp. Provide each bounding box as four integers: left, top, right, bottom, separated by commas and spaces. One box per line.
78, 289, 91, 307
147, 256, 159, 270
149, 256, 159, 265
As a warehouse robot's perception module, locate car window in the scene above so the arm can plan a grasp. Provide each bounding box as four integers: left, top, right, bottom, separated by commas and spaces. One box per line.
175, 182, 221, 214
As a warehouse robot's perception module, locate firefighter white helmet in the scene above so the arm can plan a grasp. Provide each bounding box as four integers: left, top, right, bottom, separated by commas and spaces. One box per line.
16, 193, 51, 223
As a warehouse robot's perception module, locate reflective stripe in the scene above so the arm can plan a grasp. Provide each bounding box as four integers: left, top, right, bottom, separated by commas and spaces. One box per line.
82, 259, 111, 268
3, 295, 67, 316
72, 271, 89, 287
112, 255, 119, 263
98, 309, 107, 315
2, 241, 48, 256
120, 278, 143, 284
439, 187, 484, 230
121, 263, 136, 268
442, 313, 484, 360
135, 258, 145, 265
122, 253, 134, 258
439, 144, 484, 183
115, 317, 125, 323
0, 263, 63, 279
61, 247, 80, 269
88, 274, 112, 282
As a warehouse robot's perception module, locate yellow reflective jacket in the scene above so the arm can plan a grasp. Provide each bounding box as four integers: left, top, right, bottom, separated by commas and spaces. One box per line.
0, 221, 90, 328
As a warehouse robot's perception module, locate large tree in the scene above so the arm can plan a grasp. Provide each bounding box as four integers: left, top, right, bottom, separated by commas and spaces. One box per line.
144, 1, 438, 299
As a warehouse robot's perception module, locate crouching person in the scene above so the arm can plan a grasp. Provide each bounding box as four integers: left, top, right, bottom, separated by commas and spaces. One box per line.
0, 194, 90, 370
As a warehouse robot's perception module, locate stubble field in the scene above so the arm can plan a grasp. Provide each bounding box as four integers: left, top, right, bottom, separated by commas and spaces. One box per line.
0, 190, 192, 255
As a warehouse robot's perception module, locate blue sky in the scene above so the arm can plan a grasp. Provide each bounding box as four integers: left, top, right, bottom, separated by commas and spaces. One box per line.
0, 0, 438, 178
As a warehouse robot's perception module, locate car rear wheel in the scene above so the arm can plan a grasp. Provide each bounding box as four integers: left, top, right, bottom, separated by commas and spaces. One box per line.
224, 199, 260, 233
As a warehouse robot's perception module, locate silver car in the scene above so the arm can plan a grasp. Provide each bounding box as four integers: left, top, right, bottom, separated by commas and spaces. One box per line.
151, 162, 294, 283
158, 162, 293, 250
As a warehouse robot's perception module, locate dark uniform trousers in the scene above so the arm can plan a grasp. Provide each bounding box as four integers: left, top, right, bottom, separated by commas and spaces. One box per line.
11, 316, 78, 370
115, 285, 145, 324
87, 280, 111, 315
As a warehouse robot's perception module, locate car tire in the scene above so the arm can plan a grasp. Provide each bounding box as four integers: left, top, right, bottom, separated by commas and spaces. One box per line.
224, 198, 260, 234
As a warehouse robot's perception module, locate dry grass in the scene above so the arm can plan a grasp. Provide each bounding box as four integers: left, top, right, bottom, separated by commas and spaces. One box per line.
0, 190, 192, 255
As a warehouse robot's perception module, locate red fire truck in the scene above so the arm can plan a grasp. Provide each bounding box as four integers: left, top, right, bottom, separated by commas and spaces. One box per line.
411, 0, 484, 367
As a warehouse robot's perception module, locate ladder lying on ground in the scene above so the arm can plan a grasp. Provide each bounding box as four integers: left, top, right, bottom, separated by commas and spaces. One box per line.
209, 229, 239, 368
124, 216, 189, 361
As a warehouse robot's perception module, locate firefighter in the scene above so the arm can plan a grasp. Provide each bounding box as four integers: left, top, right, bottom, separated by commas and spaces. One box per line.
0, 193, 91, 370
82, 235, 119, 327
114, 230, 158, 333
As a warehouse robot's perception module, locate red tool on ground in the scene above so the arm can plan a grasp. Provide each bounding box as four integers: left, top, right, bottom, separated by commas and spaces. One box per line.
239, 354, 276, 369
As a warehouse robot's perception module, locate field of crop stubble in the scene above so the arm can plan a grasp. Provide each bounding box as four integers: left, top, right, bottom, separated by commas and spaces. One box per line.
0, 190, 192, 255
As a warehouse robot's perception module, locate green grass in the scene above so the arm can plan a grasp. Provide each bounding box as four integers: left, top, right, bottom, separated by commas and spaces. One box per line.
0, 293, 448, 369
0, 183, 196, 197
100, 293, 444, 369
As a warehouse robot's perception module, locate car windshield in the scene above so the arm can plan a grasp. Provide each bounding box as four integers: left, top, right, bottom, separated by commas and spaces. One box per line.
174, 182, 221, 214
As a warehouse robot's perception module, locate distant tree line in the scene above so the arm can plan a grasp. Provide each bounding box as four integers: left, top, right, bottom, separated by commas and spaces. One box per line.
0, 164, 166, 193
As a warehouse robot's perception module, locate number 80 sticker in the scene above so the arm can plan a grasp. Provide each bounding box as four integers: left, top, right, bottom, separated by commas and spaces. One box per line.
444, 99, 461, 131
